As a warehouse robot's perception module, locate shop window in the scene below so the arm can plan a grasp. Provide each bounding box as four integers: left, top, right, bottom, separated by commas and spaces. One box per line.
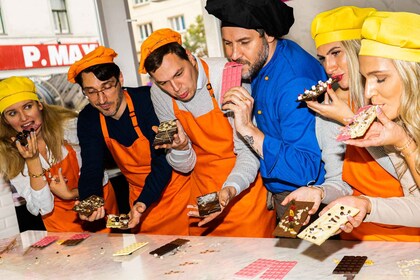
139, 23, 153, 41
169, 15, 185, 32
51, 0, 70, 34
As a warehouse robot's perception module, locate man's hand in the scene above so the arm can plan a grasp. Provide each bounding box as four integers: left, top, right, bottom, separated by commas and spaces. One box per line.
76, 204, 106, 221
153, 120, 190, 150
128, 202, 147, 228
187, 186, 237, 226
281, 187, 323, 225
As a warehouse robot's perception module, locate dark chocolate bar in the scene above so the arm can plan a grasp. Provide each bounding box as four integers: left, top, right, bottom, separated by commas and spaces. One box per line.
197, 192, 222, 216
61, 239, 85, 246
333, 256, 367, 275
72, 195, 104, 217
149, 238, 189, 257
153, 119, 178, 146
273, 200, 314, 238
14, 129, 33, 147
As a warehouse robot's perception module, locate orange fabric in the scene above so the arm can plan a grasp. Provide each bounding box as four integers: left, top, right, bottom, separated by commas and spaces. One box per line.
342, 145, 420, 241
42, 143, 117, 232
173, 60, 275, 237
67, 46, 117, 83
100, 90, 190, 235
139, 28, 182, 74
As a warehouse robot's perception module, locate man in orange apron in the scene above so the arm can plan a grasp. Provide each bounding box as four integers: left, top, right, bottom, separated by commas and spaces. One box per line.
139, 29, 276, 237
68, 47, 190, 235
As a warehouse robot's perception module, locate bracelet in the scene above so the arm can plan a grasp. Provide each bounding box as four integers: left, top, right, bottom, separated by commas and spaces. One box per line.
308, 186, 325, 200
401, 145, 417, 158
394, 137, 414, 152
28, 169, 46, 178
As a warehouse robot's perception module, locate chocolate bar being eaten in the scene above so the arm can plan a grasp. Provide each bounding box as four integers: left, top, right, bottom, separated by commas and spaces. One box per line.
297, 78, 338, 102
197, 192, 222, 216
153, 119, 178, 146
72, 195, 104, 217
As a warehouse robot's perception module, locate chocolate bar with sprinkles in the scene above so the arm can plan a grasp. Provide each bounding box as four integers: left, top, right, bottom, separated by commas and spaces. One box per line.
153, 119, 178, 146
297, 78, 338, 102
273, 200, 314, 238
297, 203, 359, 246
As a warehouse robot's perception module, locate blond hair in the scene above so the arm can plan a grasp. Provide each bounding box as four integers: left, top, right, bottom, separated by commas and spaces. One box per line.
0, 102, 78, 180
394, 60, 420, 173
341, 40, 364, 110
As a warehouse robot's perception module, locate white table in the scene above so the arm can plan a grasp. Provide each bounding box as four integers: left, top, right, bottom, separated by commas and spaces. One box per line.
0, 230, 419, 279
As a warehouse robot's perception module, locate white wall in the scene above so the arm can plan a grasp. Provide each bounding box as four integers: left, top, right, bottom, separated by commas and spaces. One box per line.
0, 178, 19, 238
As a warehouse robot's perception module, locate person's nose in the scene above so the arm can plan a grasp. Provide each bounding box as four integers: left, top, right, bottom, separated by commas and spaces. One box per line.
230, 44, 242, 61
325, 57, 338, 76
364, 81, 376, 101
169, 80, 180, 92
96, 91, 107, 104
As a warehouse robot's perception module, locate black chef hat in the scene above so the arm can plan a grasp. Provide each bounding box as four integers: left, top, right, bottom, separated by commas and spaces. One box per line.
205, 0, 295, 38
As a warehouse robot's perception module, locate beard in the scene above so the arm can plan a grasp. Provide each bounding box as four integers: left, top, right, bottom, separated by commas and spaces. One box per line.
233, 38, 269, 80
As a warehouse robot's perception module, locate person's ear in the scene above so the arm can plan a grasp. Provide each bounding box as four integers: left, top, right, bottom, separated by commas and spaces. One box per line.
119, 72, 124, 86
37, 101, 43, 111
264, 34, 276, 43
186, 50, 197, 67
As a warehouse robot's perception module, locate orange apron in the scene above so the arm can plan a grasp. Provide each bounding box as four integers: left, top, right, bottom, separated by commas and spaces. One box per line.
100, 91, 190, 235
174, 60, 275, 237
42, 143, 117, 232
342, 145, 420, 241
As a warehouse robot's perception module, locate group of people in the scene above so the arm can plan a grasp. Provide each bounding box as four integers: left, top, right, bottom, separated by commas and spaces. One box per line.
0, 0, 418, 242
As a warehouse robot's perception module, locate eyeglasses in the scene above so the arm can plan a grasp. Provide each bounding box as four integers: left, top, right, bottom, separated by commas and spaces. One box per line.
82, 80, 119, 100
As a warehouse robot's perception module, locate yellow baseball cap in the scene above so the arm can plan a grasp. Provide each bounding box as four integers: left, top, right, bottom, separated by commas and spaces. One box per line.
0, 76, 39, 114
360, 11, 420, 62
311, 6, 376, 48
67, 46, 118, 83
138, 28, 182, 74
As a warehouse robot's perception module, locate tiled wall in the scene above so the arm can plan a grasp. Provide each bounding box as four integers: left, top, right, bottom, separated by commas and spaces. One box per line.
0, 178, 19, 238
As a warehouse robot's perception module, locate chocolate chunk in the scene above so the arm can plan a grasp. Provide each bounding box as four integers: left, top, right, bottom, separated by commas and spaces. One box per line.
196, 192, 222, 216
72, 195, 104, 217
273, 200, 314, 238
153, 119, 178, 146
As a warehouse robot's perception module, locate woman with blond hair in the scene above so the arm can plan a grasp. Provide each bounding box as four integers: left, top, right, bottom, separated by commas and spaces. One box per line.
0, 76, 117, 232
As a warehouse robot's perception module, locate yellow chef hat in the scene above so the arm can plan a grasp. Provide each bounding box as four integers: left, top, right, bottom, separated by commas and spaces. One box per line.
139, 28, 182, 74
311, 6, 377, 48
0, 76, 39, 114
360, 11, 420, 62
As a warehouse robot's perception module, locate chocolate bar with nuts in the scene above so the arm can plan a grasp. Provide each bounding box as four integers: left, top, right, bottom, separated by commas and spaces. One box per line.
297, 78, 338, 102
107, 214, 130, 229
273, 200, 314, 238
153, 119, 178, 146
72, 195, 104, 217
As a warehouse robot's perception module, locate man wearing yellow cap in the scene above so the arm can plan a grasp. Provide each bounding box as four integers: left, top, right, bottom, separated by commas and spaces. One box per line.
0, 76, 117, 232
140, 28, 276, 237
321, 11, 420, 241
205, 0, 327, 219
68, 46, 191, 234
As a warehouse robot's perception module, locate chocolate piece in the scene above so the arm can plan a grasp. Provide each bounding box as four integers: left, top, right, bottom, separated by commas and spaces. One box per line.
273, 200, 314, 238
107, 214, 130, 229
153, 119, 178, 146
61, 239, 85, 246
14, 129, 33, 147
337, 105, 379, 141
149, 238, 189, 257
297, 204, 359, 246
333, 256, 368, 275
296, 78, 338, 102
196, 192, 222, 216
72, 195, 104, 217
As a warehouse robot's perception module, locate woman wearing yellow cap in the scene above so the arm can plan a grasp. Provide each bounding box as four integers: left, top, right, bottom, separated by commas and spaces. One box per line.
0, 76, 117, 232
321, 11, 420, 240
282, 6, 374, 221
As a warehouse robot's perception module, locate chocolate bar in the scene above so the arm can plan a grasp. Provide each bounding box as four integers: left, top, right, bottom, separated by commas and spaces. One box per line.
72, 195, 104, 217
221, 61, 242, 103
273, 200, 314, 238
14, 129, 33, 147
337, 105, 379, 141
107, 214, 130, 229
153, 119, 178, 146
149, 238, 189, 257
333, 256, 368, 276
196, 192, 222, 216
297, 203, 359, 246
297, 78, 338, 102
113, 242, 148, 256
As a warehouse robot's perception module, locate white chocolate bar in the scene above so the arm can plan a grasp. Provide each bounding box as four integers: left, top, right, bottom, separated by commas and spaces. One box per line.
113, 242, 148, 256
297, 204, 359, 246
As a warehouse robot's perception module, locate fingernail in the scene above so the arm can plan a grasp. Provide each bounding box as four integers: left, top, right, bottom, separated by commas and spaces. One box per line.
328, 84, 332, 89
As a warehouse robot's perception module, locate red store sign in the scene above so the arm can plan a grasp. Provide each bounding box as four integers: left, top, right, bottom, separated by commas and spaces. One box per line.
0, 43, 99, 70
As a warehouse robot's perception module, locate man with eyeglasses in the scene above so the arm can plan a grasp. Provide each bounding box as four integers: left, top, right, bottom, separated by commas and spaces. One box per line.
67, 46, 191, 234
